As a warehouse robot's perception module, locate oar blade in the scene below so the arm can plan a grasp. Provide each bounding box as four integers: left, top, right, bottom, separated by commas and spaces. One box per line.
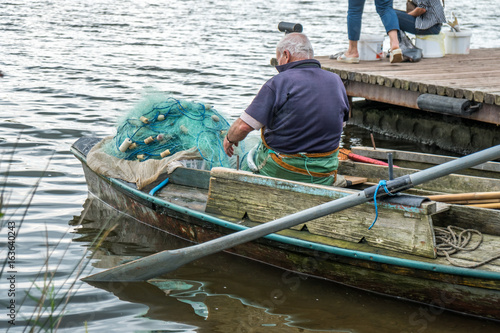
83, 247, 193, 282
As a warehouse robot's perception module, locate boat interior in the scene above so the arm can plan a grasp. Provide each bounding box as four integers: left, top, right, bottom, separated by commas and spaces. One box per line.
139, 156, 500, 274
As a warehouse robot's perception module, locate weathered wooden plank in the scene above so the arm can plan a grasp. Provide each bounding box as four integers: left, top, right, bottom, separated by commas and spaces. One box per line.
401, 79, 410, 90
344, 175, 367, 185
377, 70, 500, 79
337, 160, 500, 193
168, 167, 211, 189
376, 75, 385, 86
410, 81, 419, 92
384, 77, 395, 88
205, 168, 437, 258
427, 84, 437, 94
319, 48, 500, 69
485, 93, 497, 105
464, 89, 474, 100
354, 72, 362, 82
206, 168, 353, 230
350, 72, 498, 85
319, 60, 495, 71
319, 64, 500, 77
353, 64, 500, 74
412, 80, 500, 90
432, 204, 500, 235
157, 183, 208, 212
436, 85, 446, 96
350, 147, 500, 173
474, 90, 485, 103
445, 87, 455, 97
305, 204, 437, 258
454, 88, 465, 99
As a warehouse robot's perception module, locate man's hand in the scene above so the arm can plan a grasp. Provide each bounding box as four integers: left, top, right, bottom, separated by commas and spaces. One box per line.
223, 118, 254, 157
224, 137, 238, 157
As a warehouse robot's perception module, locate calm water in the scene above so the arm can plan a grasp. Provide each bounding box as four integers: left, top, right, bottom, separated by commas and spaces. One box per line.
1, 0, 500, 332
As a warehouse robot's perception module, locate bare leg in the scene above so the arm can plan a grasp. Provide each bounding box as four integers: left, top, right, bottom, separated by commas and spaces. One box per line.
388, 29, 400, 50
345, 40, 359, 58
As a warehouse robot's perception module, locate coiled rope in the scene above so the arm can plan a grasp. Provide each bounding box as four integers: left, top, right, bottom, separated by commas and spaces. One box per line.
435, 225, 500, 268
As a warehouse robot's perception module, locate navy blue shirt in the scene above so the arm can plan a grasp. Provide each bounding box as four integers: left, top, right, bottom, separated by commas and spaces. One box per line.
245, 59, 349, 154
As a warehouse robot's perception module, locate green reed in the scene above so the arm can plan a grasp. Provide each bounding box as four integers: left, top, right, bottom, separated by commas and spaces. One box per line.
0, 139, 113, 332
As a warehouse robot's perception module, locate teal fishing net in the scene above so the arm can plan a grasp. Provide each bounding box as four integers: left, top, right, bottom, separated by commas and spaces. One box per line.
103, 94, 247, 170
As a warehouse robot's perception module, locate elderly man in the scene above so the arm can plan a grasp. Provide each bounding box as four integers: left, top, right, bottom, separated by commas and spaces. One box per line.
223, 33, 349, 186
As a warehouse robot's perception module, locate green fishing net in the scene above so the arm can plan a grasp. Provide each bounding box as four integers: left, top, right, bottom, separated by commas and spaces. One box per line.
103, 94, 247, 170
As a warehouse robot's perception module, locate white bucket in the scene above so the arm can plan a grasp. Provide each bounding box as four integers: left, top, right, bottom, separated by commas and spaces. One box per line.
415, 33, 445, 58
359, 34, 384, 61
445, 31, 472, 54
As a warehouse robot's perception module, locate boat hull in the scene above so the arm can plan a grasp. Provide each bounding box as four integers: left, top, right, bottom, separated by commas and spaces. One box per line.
79, 159, 500, 321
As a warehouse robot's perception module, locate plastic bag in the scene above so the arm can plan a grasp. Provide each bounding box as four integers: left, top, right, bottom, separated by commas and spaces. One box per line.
397, 30, 423, 62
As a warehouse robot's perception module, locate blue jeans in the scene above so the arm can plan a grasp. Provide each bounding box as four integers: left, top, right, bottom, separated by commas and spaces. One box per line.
395, 10, 442, 35
347, 0, 399, 41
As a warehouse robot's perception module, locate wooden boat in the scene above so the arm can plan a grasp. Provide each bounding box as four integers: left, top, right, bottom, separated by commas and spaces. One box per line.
71, 136, 500, 321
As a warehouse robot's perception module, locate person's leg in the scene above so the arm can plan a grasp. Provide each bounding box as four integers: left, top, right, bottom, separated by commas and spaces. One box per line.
346, 0, 366, 57
387, 30, 400, 50
395, 9, 418, 35
416, 24, 442, 35
346, 40, 359, 58
375, 0, 400, 50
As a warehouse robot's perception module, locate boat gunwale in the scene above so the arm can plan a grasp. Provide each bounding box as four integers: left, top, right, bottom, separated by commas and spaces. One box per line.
70, 144, 500, 281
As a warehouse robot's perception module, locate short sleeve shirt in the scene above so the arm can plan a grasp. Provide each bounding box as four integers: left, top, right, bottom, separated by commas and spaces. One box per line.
415, 0, 446, 30
244, 59, 349, 154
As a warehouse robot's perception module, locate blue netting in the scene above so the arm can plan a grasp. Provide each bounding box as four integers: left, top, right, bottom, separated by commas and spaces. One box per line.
103, 94, 246, 170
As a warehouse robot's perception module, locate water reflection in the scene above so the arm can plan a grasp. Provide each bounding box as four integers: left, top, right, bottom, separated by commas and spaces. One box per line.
72, 194, 500, 332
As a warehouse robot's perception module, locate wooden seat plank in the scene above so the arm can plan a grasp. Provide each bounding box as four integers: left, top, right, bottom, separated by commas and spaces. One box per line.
206, 167, 437, 258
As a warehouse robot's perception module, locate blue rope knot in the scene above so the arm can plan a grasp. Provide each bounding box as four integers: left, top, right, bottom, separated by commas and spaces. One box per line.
368, 180, 395, 230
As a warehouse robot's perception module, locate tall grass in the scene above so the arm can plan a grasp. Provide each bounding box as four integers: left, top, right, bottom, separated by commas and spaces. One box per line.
0, 140, 114, 332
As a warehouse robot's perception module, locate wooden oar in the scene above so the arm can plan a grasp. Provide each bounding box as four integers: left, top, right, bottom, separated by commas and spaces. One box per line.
427, 191, 500, 202
83, 145, 500, 282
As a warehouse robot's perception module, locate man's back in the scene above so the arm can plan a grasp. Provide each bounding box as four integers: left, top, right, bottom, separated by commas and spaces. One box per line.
246, 59, 349, 154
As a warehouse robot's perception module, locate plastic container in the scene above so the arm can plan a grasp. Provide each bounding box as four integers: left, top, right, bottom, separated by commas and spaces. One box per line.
359, 34, 384, 61
445, 31, 472, 54
415, 33, 445, 58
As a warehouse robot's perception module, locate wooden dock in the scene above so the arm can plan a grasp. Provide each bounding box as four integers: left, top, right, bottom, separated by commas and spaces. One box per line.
317, 48, 500, 125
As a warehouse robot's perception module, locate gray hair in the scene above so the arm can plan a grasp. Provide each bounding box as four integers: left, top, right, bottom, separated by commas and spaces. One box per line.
276, 33, 314, 59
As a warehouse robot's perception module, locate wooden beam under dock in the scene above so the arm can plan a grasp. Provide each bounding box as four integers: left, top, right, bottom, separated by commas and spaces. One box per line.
317, 48, 500, 125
